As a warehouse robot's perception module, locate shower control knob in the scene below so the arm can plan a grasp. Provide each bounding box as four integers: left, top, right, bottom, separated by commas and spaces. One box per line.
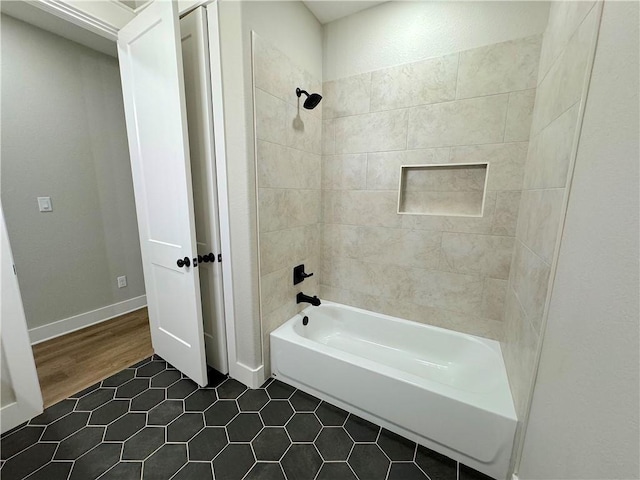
176, 257, 191, 268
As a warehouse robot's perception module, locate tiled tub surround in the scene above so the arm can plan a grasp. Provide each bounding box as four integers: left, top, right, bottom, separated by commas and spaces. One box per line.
0, 356, 494, 480
271, 302, 517, 479
252, 34, 323, 373
321, 35, 542, 340
502, 2, 602, 427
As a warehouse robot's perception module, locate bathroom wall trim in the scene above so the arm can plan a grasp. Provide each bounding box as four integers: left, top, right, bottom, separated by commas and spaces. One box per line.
231, 361, 266, 389
28, 295, 147, 345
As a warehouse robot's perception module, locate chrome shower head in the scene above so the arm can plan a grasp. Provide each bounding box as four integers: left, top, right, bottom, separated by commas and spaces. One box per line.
296, 88, 323, 110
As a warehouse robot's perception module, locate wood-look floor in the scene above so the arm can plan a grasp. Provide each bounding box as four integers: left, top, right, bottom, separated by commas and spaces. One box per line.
32, 308, 153, 407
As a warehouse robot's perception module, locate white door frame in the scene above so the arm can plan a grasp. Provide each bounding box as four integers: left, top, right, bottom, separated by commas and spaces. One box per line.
25, 0, 245, 384
1, 206, 43, 433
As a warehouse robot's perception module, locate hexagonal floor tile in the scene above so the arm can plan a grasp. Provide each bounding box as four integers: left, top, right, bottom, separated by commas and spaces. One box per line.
0, 443, 56, 479
69, 382, 101, 399
29, 399, 75, 425
100, 462, 142, 480
316, 401, 348, 426
148, 400, 184, 425
173, 462, 214, 480
459, 464, 495, 480
54, 426, 104, 459
42, 411, 90, 440
1, 425, 44, 459
237, 389, 269, 411
245, 462, 286, 480
122, 427, 165, 460
188, 427, 228, 461
415, 445, 457, 480
23, 461, 73, 480
116, 379, 150, 399
266, 380, 295, 399
315, 427, 354, 460
260, 400, 293, 426
316, 463, 358, 480
252, 427, 291, 461
281, 444, 322, 480
104, 413, 146, 441
344, 414, 380, 442
75, 388, 115, 411
348, 444, 390, 480
136, 361, 166, 378
377, 428, 416, 461
88, 400, 129, 426
289, 390, 321, 412
213, 444, 255, 480
69, 443, 122, 480
184, 389, 218, 411
216, 378, 247, 399
388, 463, 429, 480
226, 413, 263, 442
167, 379, 198, 399
166, 413, 204, 442
150, 369, 181, 388
131, 388, 165, 411
204, 400, 238, 426
285, 413, 321, 442
143, 444, 187, 480
102, 369, 135, 387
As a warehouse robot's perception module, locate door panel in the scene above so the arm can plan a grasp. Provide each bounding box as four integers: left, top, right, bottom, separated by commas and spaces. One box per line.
118, 0, 207, 386
180, 8, 228, 373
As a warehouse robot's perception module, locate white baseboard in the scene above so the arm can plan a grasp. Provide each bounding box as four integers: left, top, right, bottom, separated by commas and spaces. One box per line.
230, 361, 266, 389
29, 295, 147, 345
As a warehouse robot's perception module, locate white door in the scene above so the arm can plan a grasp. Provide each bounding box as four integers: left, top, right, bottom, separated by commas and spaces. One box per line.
180, 8, 228, 374
117, 1, 208, 386
1, 206, 43, 433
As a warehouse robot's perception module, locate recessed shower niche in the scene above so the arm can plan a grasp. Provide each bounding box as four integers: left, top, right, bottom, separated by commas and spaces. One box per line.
397, 163, 489, 217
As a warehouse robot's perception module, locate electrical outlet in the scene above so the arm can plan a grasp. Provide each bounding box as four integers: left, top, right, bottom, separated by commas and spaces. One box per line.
117, 276, 127, 288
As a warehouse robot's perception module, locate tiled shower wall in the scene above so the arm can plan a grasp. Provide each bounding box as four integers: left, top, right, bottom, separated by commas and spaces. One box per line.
320, 35, 542, 340
502, 2, 601, 419
252, 34, 322, 372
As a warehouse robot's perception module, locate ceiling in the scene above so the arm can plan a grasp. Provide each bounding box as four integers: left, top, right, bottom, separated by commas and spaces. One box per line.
303, 1, 387, 24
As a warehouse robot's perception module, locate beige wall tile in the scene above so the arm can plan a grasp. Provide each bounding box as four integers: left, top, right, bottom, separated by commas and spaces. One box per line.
255, 88, 287, 145
457, 35, 542, 99
322, 73, 371, 119
257, 141, 320, 190
321, 119, 335, 155
409, 268, 484, 315
481, 278, 508, 320
260, 224, 320, 276
400, 190, 485, 217
407, 95, 509, 148
370, 54, 458, 111
511, 241, 551, 332
285, 104, 322, 154
366, 148, 450, 190
322, 154, 367, 190
450, 142, 527, 191
538, 1, 596, 80
516, 188, 565, 264
335, 109, 408, 154
492, 191, 521, 236
324, 190, 402, 228
440, 232, 514, 279
403, 165, 486, 192
258, 188, 321, 232
402, 191, 497, 234
524, 104, 578, 189
505, 89, 536, 142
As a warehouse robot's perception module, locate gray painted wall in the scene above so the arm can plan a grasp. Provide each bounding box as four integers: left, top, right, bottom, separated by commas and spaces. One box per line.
1, 15, 144, 331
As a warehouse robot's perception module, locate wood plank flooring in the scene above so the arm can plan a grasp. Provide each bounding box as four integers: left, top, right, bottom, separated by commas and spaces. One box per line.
32, 308, 153, 407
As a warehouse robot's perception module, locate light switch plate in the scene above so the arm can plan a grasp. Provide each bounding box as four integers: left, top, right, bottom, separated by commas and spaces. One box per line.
37, 197, 52, 212
117, 276, 127, 288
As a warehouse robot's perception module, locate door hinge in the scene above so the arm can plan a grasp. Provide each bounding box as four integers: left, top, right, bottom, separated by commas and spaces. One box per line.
12, 264, 17, 275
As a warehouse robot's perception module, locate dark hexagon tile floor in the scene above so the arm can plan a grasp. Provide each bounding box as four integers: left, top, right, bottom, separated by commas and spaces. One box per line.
0, 355, 494, 480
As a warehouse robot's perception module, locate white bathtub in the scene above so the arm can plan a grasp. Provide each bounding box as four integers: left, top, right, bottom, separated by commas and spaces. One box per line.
270, 301, 517, 480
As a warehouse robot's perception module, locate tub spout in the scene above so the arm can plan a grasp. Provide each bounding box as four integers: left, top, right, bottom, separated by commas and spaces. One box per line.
297, 292, 321, 306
